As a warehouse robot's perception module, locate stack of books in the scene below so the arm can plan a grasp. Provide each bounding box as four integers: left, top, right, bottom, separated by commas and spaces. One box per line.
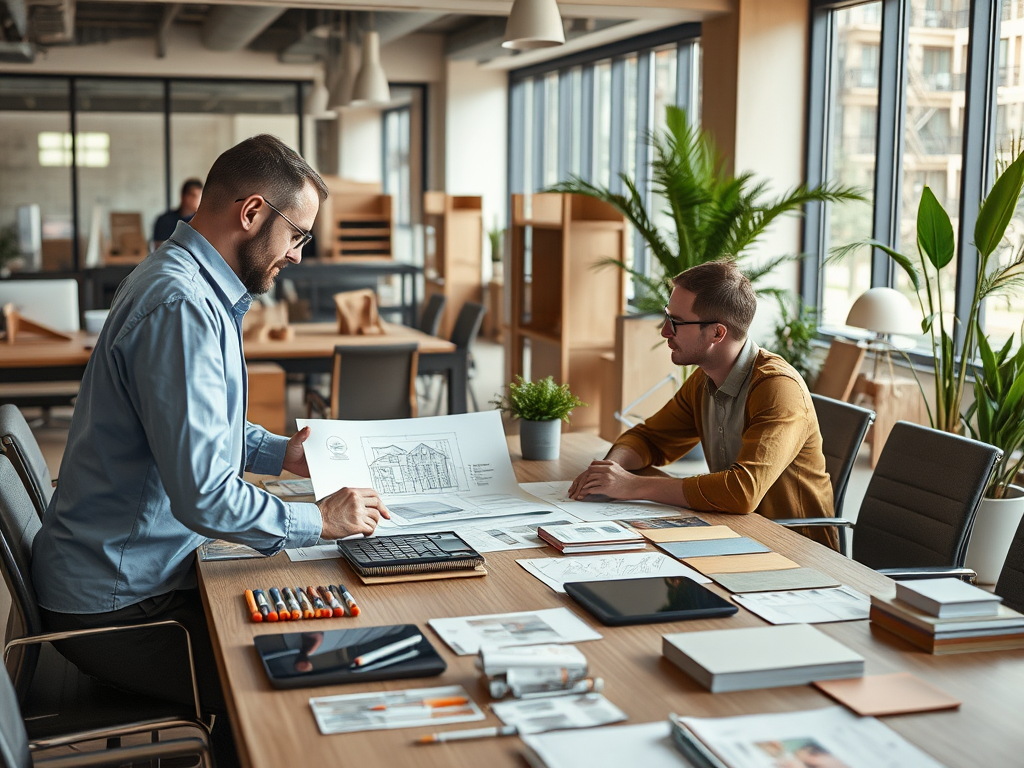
537, 522, 646, 554
870, 578, 1024, 654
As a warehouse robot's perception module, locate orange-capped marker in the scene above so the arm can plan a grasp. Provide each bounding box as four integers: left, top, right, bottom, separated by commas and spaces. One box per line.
306, 586, 328, 618
336, 584, 361, 617
253, 589, 277, 621
269, 588, 288, 621
283, 587, 302, 620
320, 586, 346, 617
244, 589, 262, 623
295, 586, 315, 618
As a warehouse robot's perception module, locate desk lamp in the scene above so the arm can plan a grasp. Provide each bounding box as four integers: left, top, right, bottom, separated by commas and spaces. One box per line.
845, 287, 920, 380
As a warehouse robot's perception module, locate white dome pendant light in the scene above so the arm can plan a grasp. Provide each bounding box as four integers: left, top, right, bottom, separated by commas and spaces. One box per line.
503, 0, 566, 50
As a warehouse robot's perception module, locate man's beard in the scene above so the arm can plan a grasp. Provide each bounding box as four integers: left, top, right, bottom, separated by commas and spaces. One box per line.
238, 223, 285, 295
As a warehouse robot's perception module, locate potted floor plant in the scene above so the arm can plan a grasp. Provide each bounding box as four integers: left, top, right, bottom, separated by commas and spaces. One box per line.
492, 376, 585, 460
831, 149, 1024, 583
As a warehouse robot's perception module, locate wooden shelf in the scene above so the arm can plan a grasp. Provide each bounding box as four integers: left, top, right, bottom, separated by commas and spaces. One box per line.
423, 192, 483, 337
314, 184, 394, 261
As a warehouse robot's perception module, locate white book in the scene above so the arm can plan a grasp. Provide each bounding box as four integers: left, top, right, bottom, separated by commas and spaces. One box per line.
662, 624, 864, 693
871, 595, 1024, 634
895, 578, 1003, 618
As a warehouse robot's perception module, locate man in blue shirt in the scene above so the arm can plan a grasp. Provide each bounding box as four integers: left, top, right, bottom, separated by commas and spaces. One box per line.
32, 135, 388, 766
151, 177, 203, 247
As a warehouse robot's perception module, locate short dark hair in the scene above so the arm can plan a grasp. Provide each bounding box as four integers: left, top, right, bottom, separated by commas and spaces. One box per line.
180, 178, 203, 197
202, 134, 328, 211
672, 261, 757, 340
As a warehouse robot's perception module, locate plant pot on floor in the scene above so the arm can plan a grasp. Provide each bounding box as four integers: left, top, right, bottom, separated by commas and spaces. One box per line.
520, 419, 562, 460
965, 484, 1024, 585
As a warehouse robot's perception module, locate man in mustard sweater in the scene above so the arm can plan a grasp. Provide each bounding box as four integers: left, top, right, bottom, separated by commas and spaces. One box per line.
569, 261, 838, 550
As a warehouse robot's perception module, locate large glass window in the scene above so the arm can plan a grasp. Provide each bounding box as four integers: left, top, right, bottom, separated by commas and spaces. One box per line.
543, 72, 560, 188
383, 106, 411, 227
592, 60, 613, 188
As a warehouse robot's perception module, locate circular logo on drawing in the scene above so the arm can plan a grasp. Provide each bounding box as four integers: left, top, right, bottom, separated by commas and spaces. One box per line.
326, 436, 349, 460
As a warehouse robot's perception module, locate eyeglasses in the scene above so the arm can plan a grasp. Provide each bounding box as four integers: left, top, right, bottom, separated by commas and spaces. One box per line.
235, 196, 313, 250
663, 306, 720, 335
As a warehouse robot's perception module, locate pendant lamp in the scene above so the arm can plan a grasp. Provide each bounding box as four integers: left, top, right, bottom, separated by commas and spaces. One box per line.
503, 0, 565, 50
305, 67, 334, 118
328, 40, 360, 110
350, 30, 391, 105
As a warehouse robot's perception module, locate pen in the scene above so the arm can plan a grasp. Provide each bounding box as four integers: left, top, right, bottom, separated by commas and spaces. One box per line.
319, 585, 346, 617
417, 725, 518, 744
306, 586, 328, 618
353, 648, 420, 672
369, 695, 468, 711
252, 589, 275, 621
351, 634, 423, 668
295, 586, 315, 619
336, 583, 361, 617
282, 587, 302, 620
244, 589, 262, 622
269, 588, 288, 621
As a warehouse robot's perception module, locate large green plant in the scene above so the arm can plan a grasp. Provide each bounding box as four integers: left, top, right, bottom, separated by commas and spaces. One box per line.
547, 106, 864, 312
831, 150, 1024, 497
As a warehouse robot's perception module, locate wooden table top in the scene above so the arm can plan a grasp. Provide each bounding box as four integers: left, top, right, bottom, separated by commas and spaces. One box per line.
0, 322, 454, 370
199, 432, 1024, 768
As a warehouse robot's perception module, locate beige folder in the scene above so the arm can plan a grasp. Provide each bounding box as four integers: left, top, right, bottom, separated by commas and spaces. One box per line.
683, 552, 800, 574
640, 525, 740, 544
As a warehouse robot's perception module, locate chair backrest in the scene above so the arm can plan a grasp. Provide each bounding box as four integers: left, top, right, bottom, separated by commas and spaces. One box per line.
330, 343, 419, 420
810, 395, 874, 520
0, 455, 44, 704
995, 513, 1024, 615
0, 405, 53, 520
812, 338, 865, 401
0, 661, 30, 768
449, 302, 486, 350
853, 422, 1001, 571
418, 294, 447, 337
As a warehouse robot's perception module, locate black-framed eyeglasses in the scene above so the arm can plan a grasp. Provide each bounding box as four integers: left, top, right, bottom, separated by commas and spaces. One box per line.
235, 196, 312, 250
663, 306, 720, 335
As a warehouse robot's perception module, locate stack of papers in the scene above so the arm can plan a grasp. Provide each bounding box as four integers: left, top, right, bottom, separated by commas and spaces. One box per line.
537, 522, 646, 553
428, 607, 602, 655
869, 593, 1024, 654
895, 578, 1003, 617
662, 624, 864, 692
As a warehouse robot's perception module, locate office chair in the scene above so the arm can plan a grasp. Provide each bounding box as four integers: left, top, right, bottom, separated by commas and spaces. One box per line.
0, 405, 54, 520
784, 421, 1001, 581
995, 515, 1024, 615
418, 294, 447, 338
0, 456, 208, 744
776, 395, 875, 555
431, 302, 486, 414
0, 660, 210, 768
306, 343, 419, 420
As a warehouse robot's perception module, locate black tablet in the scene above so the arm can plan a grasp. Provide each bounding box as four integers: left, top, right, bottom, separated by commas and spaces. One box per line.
254, 624, 446, 689
564, 577, 738, 626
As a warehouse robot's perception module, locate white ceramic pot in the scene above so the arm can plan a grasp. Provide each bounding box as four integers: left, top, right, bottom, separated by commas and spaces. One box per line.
519, 418, 561, 460
965, 484, 1024, 585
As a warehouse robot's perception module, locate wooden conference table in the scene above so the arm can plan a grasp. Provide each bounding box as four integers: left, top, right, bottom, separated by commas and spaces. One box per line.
198, 432, 1024, 768
0, 322, 470, 414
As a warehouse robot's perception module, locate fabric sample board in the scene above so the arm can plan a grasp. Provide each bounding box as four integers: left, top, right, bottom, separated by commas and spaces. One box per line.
639, 525, 740, 544
814, 673, 961, 716
684, 552, 799, 575
658, 537, 770, 559
710, 567, 842, 593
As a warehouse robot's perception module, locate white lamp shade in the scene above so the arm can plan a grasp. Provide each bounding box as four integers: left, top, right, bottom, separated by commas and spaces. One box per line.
351, 31, 391, 105
503, 0, 565, 50
304, 77, 334, 119
845, 287, 920, 336
328, 42, 360, 110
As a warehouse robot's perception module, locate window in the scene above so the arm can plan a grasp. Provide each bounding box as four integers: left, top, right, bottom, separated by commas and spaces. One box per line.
37, 131, 110, 167
383, 106, 411, 226
592, 60, 613, 188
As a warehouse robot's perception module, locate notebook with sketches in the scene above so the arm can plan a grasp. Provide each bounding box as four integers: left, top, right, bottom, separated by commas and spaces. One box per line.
814, 673, 961, 716
684, 552, 799, 575
710, 567, 841, 593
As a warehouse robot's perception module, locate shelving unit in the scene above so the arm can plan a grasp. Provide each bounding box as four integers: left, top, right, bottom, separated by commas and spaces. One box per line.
507, 193, 626, 429
423, 192, 483, 337
315, 191, 393, 261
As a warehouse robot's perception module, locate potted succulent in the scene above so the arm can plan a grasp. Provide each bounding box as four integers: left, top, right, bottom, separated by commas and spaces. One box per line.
492, 375, 585, 460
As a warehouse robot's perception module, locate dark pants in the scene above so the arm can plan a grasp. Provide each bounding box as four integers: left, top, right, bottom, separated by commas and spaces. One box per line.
40, 588, 239, 768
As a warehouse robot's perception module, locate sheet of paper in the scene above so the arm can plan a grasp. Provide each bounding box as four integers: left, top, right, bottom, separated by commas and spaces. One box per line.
309, 685, 484, 735
684, 552, 800, 575
517, 551, 710, 593
285, 543, 343, 562
521, 722, 682, 768
734, 586, 870, 625
521, 481, 685, 522
680, 706, 947, 768
297, 412, 562, 527
378, 512, 582, 553
491, 693, 627, 735
429, 607, 602, 656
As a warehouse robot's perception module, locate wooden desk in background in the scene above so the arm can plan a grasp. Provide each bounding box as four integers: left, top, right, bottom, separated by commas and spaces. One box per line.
198, 432, 1024, 768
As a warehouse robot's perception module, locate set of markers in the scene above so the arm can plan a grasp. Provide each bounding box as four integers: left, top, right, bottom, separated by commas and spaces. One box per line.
244, 585, 360, 623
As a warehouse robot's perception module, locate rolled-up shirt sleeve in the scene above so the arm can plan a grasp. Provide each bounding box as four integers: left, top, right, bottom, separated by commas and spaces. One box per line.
115, 300, 322, 552
612, 374, 702, 466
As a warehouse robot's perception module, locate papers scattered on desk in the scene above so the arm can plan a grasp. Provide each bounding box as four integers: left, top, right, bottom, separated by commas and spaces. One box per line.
491, 693, 627, 735
522, 722, 680, 768
517, 551, 710, 593
379, 512, 579, 553
309, 685, 484, 735
733, 586, 870, 625
429, 608, 602, 656
197, 540, 265, 561
285, 543, 342, 562
677, 706, 948, 768
521, 481, 684, 522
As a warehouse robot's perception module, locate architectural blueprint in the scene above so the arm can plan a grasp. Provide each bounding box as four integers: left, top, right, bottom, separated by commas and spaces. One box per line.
297, 411, 562, 527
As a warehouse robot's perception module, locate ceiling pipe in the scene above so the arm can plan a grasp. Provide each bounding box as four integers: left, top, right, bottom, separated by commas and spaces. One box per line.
202, 5, 285, 52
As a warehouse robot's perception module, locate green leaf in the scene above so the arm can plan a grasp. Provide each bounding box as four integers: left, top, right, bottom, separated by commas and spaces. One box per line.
917, 186, 955, 269
975, 149, 1024, 257
976, 327, 1000, 399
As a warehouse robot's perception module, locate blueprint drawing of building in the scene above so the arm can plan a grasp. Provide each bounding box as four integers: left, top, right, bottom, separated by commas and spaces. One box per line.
363, 434, 466, 495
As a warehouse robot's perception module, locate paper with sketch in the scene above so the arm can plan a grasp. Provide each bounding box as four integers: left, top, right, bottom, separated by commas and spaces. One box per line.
297, 412, 561, 527
491, 693, 627, 734
429, 607, 602, 655
381, 512, 581, 553
521, 481, 684, 522
517, 551, 710, 593
733, 586, 870, 625
309, 685, 484, 735
679, 706, 947, 768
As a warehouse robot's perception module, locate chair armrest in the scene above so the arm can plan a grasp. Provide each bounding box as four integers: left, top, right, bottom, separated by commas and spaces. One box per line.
877, 566, 977, 583
775, 517, 854, 528
33, 736, 210, 768
305, 389, 330, 419
4, 620, 202, 720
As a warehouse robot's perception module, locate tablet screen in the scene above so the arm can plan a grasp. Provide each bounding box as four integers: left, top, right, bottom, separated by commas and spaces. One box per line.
565, 577, 737, 625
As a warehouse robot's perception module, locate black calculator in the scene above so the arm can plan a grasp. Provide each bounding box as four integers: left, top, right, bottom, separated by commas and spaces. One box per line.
337, 532, 484, 577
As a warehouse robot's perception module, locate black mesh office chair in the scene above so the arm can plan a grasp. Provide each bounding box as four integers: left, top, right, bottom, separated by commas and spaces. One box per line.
996, 515, 1024, 615
0, 405, 54, 520
776, 395, 875, 555
431, 302, 486, 414
306, 343, 419, 420
789, 421, 1001, 581
0, 456, 208, 744
418, 294, 447, 338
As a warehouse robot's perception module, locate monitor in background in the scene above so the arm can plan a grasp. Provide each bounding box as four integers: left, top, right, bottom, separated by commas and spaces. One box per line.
0, 279, 80, 332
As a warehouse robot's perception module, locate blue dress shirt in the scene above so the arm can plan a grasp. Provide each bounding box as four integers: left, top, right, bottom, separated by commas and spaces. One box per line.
33, 222, 322, 614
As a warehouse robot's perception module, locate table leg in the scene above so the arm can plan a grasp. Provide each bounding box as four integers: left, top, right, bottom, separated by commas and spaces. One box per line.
447, 350, 468, 415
